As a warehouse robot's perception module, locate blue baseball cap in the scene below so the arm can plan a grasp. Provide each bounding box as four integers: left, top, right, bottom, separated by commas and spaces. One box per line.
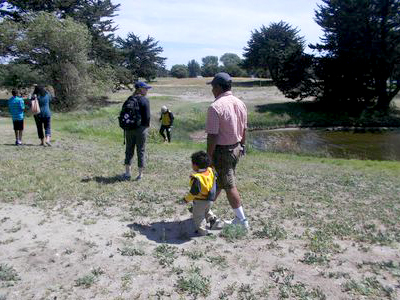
134, 81, 152, 89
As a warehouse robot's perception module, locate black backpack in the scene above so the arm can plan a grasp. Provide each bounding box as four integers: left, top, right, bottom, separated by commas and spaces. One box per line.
118, 95, 142, 130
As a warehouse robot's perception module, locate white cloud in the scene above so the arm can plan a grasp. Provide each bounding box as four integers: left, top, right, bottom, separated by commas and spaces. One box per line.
113, 0, 324, 68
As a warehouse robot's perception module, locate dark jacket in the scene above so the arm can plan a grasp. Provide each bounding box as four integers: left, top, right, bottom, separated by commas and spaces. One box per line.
137, 96, 150, 127
159, 111, 174, 126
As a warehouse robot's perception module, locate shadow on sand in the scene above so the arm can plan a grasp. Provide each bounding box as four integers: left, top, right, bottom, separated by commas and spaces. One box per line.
128, 219, 202, 244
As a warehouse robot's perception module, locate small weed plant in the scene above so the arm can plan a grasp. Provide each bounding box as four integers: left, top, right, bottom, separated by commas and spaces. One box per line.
220, 224, 247, 242
74, 267, 104, 288
122, 229, 136, 239
237, 283, 257, 300
206, 255, 228, 270
154, 244, 178, 267
253, 221, 287, 240
175, 266, 211, 298
118, 246, 145, 256
342, 276, 394, 298
74, 274, 97, 288
0, 264, 20, 285
184, 249, 204, 260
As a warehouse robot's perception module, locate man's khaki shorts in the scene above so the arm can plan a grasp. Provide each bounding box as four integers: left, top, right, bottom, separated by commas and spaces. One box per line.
213, 143, 241, 190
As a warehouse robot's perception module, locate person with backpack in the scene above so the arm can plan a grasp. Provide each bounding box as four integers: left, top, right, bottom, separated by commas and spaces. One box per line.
159, 105, 174, 143
119, 81, 151, 180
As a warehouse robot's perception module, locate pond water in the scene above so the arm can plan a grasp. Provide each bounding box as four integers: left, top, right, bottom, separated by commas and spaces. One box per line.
249, 128, 400, 161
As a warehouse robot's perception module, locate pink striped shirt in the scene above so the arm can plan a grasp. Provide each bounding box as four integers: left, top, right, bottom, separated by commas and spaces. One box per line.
205, 91, 247, 145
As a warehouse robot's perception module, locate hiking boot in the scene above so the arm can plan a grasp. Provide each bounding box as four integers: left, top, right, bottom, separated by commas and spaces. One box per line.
224, 217, 250, 230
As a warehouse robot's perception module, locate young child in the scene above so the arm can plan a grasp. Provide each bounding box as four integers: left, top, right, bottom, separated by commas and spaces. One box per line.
183, 151, 221, 236
159, 105, 174, 143
8, 90, 25, 145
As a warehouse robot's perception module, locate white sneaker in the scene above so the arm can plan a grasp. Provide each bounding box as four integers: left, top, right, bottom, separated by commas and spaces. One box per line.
224, 217, 250, 230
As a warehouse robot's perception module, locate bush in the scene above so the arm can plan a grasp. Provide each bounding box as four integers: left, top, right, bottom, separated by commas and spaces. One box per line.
0, 63, 44, 91
170, 64, 189, 78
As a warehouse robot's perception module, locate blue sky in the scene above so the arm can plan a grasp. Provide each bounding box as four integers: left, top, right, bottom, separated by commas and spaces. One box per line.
113, 0, 324, 69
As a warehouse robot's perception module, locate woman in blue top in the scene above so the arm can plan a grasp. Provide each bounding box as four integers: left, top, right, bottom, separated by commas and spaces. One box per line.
8, 89, 25, 145
32, 85, 52, 146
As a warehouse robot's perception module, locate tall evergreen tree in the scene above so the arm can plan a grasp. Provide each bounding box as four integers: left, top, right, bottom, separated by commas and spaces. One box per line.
313, 0, 400, 109
201, 56, 219, 77
116, 33, 166, 82
243, 21, 315, 99
187, 59, 200, 78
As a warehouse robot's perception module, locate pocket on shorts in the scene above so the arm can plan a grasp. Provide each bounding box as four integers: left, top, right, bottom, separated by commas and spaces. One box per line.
229, 146, 240, 165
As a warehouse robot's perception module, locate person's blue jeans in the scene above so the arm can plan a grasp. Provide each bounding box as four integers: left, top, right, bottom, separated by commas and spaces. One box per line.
34, 115, 51, 139
124, 126, 148, 168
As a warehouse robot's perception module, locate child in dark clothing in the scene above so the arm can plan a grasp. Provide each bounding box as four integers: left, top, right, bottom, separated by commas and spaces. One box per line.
159, 106, 174, 142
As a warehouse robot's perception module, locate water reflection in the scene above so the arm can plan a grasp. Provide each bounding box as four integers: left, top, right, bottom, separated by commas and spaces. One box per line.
249, 129, 400, 161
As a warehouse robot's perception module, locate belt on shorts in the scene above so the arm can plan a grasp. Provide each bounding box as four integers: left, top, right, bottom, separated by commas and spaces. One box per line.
216, 142, 240, 149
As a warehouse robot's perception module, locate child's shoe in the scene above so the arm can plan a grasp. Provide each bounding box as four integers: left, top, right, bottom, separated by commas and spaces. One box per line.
209, 217, 224, 230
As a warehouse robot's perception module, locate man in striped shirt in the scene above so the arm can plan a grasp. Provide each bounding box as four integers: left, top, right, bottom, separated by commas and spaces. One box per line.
8, 90, 25, 145
205, 73, 249, 230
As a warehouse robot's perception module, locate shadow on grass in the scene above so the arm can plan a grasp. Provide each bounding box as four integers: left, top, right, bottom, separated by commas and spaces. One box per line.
81, 175, 124, 184
128, 219, 200, 244
81, 174, 146, 184
2, 143, 39, 147
255, 101, 400, 127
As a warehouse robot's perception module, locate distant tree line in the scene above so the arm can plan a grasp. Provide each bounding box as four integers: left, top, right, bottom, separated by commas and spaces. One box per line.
170, 53, 248, 79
